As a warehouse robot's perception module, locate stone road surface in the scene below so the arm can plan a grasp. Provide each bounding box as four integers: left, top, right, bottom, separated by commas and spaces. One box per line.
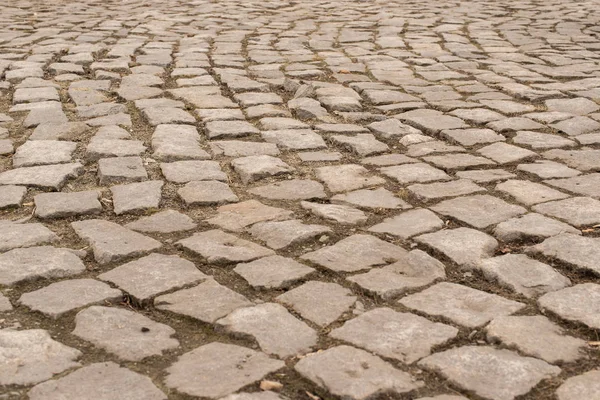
0, 0, 600, 399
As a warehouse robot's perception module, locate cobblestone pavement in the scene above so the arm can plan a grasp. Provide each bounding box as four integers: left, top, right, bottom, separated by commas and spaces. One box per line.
1, 0, 600, 399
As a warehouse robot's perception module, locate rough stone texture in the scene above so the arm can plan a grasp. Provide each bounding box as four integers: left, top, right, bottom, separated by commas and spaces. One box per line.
431, 195, 526, 229
155, 279, 252, 323
276, 281, 356, 326
178, 180, 239, 205
160, 160, 226, 183
177, 230, 274, 264
72, 219, 162, 264
98, 157, 148, 184
234, 255, 314, 289
110, 180, 163, 215
72, 306, 178, 361
19, 279, 122, 318
556, 370, 600, 400
125, 210, 196, 233
165, 342, 284, 398
248, 219, 331, 249
301, 201, 368, 224
0, 221, 58, 253
98, 253, 207, 301
538, 283, 600, 329
486, 315, 586, 363
34, 191, 102, 219
532, 197, 600, 227
545, 173, 600, 198
295, 345, 423, 399
408, 179, 486, 202
232, 155, 294, 184
0, 185, 26, 209
316, 164, 385, 193
369, 209, 444, 239
217, 303, 317, 357
381, 163, 451, 184
331, 308, 458, 363
248, 179, 326, 200
207, 200, 293, 232
494, 213, 580, 242
0, 329, 81, 385
528, 234, 600, 275
0, 163, 83, 189
28, 362, 167, 400
331, 187, 410, 209
419, 346, 560, 400
400, 282, 525, 328
495, 180, 569, 206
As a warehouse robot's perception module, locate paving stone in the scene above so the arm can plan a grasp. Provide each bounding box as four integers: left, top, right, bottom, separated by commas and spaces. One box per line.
331, 134, 389, 156
546, 97, 599, 115
0, 185, 26, 209
441, 128, 505, 146
99, 253, 207, 301
295, 345, 423, 400
72, 219, 161, 264
232, 155, 294, 184
72, 306, 178, 361
418, 346, 560, 400
210, 140, 280, 157
165, 342, 284, 398
160, 160, 226, 183
396, 110, 467, 133
532, 197, 600, 226
0, 139, 13, 155
28, 362, 166, 400
235, 255, 315, 290
0, 246, 85, 286
487, 117, 544, 132
331, 187, 410, 210
13, 140, 76, 167
155, 279, 252, 323
125, 210, 196, 233
368, 118, 421, 138
486, 315, 585, 363
301, 201, 368, 224
0, 221, 58, 253
26, 122, 88, 141
517, 160, 581, 179
348, 249, 446, 300
0, 329, 81, 386
539, 283, 600, 329
513, 131, 576, 149
407, 140, 466, 157
545, 173, 600, 198
19, 279, 122, 318
316, 164, 386, 193
261, 129, 327, 150
34, 190, 101, 219
480, 254, 570, 298
248, 219, 331, 250
151, 124, 210, 161
207, 200, 293, 232
449, 108, 504, 124
477, 142, 539, 164
0, 292, 12, 312
400, 282, 524, 328
277, 281, 356, 326
143, 107, 196, 126
178, 180, 239, 205
205, 120, 260, 139
494, 213, 580, 242
556, 370, 600, 400
288, 97, 328, 119
331, 308, 458, 363
110, 180, 163, 215
381, 163, 451, 184
217, 303, 317, 357
299, 151, 342, 162
369, 208, 444, 239
528, 234, 600, 275
0, 163, 83, 189
13, 87, 59, 104
86, 138, 145, 160
431, 195, 526, 229
77, 102, 127, 118
543, 149, 600, 172
408, 179, 486, 202
361, 153, 418, 166
248, 179, 326, 200
177, 229, 274, 264
98, 157, 148, 184
301, 234, 408, 272
495, 180, 569, 205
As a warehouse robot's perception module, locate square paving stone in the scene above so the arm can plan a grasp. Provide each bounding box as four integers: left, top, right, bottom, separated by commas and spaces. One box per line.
528, 234, 600, 275
380, 163, 451, 184
142, 107, 195, 126
455, 169, 516, 183
301, 201, 368, 225
545, 173, 600, 198
0, 329, 81, 386
177, 229, 274, 264
406, 141, 466, 157
369, 209, 444, 239
178, 180, 239, 205
0, 221, 59, 253
487, 117, 544, 132
477, 142, 539, 164
546, 97, 599, 115
205, 121, 260, 139
0, 185, 27, 209
480, 254, 570, 298
210, 140, 280, 157
0, 162, 83, 189
207, 200, 293, 232
348, 249, 446, 300
110, 180, 163, 215
13, 140, 77, 167
234, 255, 314, 290
301, 234, 408, 273
331, 134, 389, 156
248, 179, 326, 200
330, 308, 458, 363
513, 131, 576, 149
331, 187, 411, 210
72, 306, 179, 361
408, 179, 486, 202
28, 362, 166, 400
125, 210, 197, 233
486, 315, 586, 364
196, 108, 245, 122
495, 180, 569, 206
418, 346, 560, 400
18, 279, 122, 318
155, 279, 252, 323
160, 160, 227, 183
441, 128, 505, 147
493, 213, 580, 242
247, 219, 331, 250
164, 342, 284, 398
232, 155, 294, 184
399, 282, 524, 328
295, 345, 423, 400
538, 283, 600, 330
316, 164, 385, 193
361, 153, 418, 166
430, 195, 526, 229
217, 303, 317, 358
423, 154, 497, 171
543, 149, 600, 172
276, 281, 356, 326
551, 116, 600, 136
151, 124, 210, 161
98, 253, 207, 302
86, 139, 146, 160
34, 190, 102, 219
532, 197, 600, 227
556, 370, 600, 400
517, 161, 581, 179
98, 157, 148, 185
71, 219, 162, 264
